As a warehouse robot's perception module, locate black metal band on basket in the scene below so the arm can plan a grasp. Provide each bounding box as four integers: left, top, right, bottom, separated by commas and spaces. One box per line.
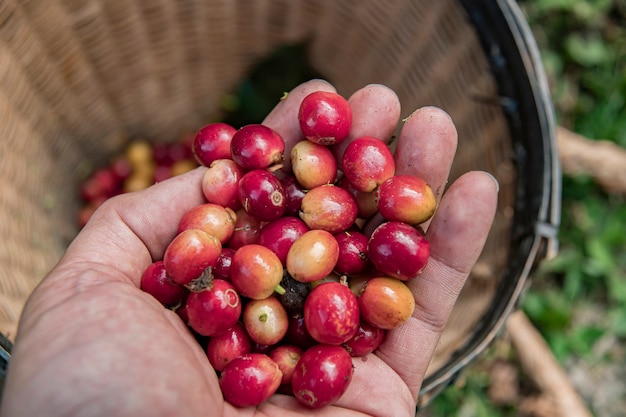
417, 0, 561, 411
0, 333, 12, 405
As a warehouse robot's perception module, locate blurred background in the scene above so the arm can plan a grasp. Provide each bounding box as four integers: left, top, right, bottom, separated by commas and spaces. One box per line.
423, 1, 626, 416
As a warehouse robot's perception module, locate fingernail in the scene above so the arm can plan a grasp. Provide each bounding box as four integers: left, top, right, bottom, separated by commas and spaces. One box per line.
484, 171, 500, 193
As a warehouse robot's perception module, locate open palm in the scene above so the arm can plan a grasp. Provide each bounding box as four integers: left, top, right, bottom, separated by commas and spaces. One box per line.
1, 80, 498, 417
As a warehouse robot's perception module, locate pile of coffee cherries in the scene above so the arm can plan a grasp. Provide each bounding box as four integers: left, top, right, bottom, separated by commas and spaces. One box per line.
139, 91, 437, 409
77, 135, 198, 228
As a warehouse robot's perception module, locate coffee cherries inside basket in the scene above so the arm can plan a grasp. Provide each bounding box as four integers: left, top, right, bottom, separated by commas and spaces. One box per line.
139, 90, 437, 409
77, 134, 199, 228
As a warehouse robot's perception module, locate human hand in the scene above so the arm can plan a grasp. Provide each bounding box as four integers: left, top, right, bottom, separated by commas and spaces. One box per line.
0, 80, 498, 417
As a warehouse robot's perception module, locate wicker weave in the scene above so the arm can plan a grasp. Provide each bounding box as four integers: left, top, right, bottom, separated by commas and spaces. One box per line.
0, 0, 558, 408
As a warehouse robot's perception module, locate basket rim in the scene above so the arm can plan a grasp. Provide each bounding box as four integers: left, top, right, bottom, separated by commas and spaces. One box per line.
418, 0, 561, 409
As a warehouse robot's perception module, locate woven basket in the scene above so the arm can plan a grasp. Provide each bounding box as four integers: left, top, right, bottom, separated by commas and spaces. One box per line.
0, 0, 560, 409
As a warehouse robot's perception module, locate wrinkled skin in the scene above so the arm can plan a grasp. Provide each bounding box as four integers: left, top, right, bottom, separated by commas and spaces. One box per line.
0, 80, 498, 417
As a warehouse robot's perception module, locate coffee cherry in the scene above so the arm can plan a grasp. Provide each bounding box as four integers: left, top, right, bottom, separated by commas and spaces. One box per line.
193, 122, 237, 167
299, 184, 358, 233
185, 279, 242, 336
269, 344, 304, 386
140, 260, 187, 308
304, 282, 360, 345
256, 216, 309, 265
298, 91, 352, 146
230, 244, 284, 300
177, 203, 237, 244
377, 175, 437, 225
343, 320, 386, 357
286, 229, 339, 283
219, 353, 283, 407
284, 313, 317, 350
334, 230, 370, 276
279, 173, 306, 216
358, 276, 415, 330
238, 169, 286, 222
201, 159, 244, 211
214, 247, 236, 281
341, 136, 395, 193
337, 176, 378, 220
291, 344, 354, 408
206, 322, 252, 371
230, 124, 285, 170
290, 140, 337, 189
163, 229, 222, 286
227, 208, 263, 250
243, 296, 289, 346
367, 221, 430, 281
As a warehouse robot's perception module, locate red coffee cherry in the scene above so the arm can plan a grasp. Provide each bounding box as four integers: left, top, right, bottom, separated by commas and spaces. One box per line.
230, 124, 285, 170
298, 91, 352, 146
140, 260, 187, 308
291, 344, 354, 408
185, 279, 242, 337
163, 229, 222, 286
299, 184, 358, 234
341, 136, 395, 193
238, 169, 286, 222
303, 281, 360, 345
230, 244, 284, 300
367, 221, 430, 281
193, 122, 237, 167
376, 175, 437, 225
219, 353, 283, 407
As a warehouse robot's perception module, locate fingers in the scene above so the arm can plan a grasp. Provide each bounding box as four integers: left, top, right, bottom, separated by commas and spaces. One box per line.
262, 80, 401, 172
375, 171, 499, 399
363, 106, 457, 234
332, 84, 401, 164
394, 106, 458, 202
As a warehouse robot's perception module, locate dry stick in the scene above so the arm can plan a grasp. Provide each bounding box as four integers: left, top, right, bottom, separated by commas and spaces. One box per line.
506, 310, 593, 417
557, 126, 626, 194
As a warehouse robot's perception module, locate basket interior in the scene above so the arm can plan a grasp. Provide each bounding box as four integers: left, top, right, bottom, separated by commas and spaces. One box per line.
0, 0, 555, 406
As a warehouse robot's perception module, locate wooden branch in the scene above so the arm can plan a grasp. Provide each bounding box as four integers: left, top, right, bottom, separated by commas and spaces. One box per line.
506, 310, 593, 417
557, 126, 626, 194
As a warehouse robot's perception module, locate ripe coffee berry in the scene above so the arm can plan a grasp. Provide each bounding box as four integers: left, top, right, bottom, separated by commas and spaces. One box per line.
291, 344, 354, 408
377, 174, 437, 225
341, 136, 396, 193
193, 122, 237, 167
290, 139, 337, 189
238, 169, 286, 222
299, 184, 358, 233
367, 221, 430, 281
298, 91, 352, 146
140, 260, 187, 308
185, 279, 242, 336
230, 244, 284, 300
304, 281, 360, 345
206, 322, 252, 371
230, 124, 285, 170
163, 229, 222, 286
219, 353, 283, 407
358, 276, 416, 330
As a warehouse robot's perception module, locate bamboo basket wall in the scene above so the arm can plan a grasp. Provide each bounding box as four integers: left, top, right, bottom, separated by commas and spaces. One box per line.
0, 0, 560, 409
